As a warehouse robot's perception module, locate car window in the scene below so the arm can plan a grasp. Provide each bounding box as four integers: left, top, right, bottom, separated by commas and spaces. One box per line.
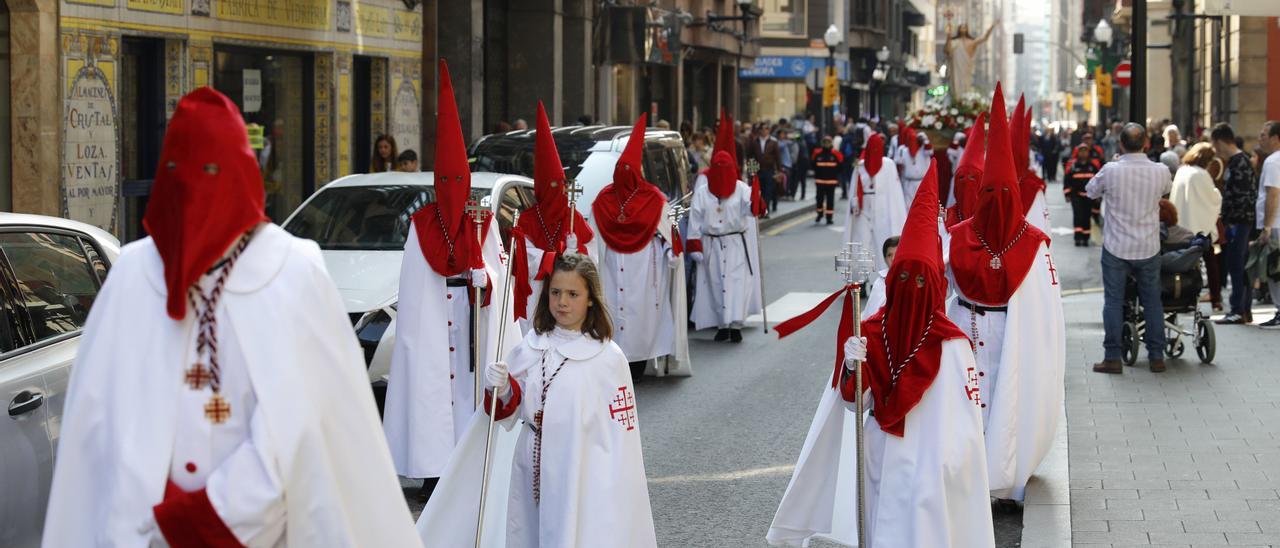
79, 237, 110, 284
495, 184, 525, 245
0, 268, 21, 353
283, 185, 487, 250
0, 232, 103, 345
471, 133, 598, 179
643, 141, 677, 198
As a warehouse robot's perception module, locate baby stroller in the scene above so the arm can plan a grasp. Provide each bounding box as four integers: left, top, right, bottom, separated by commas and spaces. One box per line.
1120, 234, 1217, 366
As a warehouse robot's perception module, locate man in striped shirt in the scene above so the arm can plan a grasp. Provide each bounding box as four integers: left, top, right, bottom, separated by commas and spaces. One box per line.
1086, 123, 1174, 373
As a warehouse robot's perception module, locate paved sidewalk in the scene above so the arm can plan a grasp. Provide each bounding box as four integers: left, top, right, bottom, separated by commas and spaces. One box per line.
1064, 292, 1280, 547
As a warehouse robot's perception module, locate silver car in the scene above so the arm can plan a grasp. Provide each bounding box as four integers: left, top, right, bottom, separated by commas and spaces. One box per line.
0, 213, 120, 547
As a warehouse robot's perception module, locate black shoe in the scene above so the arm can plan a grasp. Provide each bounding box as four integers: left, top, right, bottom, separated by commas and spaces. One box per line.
1260, 315, 1280, 330
992, 498, 1021, 514
417, 477, 439, 502
729, 329, 743, 343
816, 214, 823, 223
629, 360, 647, 380
1215, 314, 1248, 325
826, 216, 834, 225
714, 328, 730, 341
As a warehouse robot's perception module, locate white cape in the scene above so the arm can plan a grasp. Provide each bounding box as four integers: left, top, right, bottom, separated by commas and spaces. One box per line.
591, 211, 692, 376
688, 175, 763, 330
767, 339, 994, 548
1026, 190, 1050, 234
383, 221, 523, 478
416, 331, 656, 547
844, 166, 908, 272
43, 224, 422, 547
946, 241, 1065, 500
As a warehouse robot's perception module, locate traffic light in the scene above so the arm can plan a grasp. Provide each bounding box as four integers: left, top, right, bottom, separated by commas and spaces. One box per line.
822, 66, 838, 107
1013, 33, 1024, 54
1096, 69, 1113, 108
1064, 92, 1073, 112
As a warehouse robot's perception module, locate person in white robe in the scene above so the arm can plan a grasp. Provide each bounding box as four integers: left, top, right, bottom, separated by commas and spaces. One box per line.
417, 253, 657, 548
1012, 99, 1052, 234
947, 84, 1066, 502
513, 102, 599, 330
590, 113, 691, 378
845, 133, 908, 272
383, 60, 522, 500
688, 150, 763, 342
42, 87, 421, 547
895, 126, 932, 205
768, 162, 993, 548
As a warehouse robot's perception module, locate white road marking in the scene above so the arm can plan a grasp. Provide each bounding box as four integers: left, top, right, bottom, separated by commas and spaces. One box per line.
648, 464, 795, 484
745, 292, 831, 326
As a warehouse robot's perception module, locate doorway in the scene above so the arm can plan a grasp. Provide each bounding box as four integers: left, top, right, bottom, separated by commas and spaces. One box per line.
118, 37, 167, 242
353, 55, 373, 174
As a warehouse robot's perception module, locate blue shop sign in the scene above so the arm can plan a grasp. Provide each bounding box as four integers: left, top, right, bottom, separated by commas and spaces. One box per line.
740, 56, 850, 80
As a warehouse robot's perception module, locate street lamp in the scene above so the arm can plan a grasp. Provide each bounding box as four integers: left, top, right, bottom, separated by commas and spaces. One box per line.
1075, 63, 1087, 80
824, 24, 841, 136
1093, 19, 1112, 45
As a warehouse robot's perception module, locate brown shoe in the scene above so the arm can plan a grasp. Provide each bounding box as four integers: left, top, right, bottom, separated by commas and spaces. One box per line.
1093, 360, 1123, 374
1149, 359, 1166, 372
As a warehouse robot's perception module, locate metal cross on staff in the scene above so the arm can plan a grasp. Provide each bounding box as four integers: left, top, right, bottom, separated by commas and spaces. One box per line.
466, 199, 492, 409
833, 241, 875, 548
564, 177, 583, 247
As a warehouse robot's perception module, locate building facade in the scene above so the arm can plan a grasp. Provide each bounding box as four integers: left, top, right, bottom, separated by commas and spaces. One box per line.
3, 0, 426, 242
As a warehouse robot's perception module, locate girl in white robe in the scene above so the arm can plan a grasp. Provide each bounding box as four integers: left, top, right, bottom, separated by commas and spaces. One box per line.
418, 253, 657, 547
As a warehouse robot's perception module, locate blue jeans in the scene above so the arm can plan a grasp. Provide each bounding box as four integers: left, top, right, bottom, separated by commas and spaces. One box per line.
1222, 223, 1253, 315
1101, 247, 1165, 361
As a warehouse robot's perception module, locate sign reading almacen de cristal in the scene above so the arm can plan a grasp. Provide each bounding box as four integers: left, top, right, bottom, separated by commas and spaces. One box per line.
63, 65, 119, 234
217, 0, 330, 31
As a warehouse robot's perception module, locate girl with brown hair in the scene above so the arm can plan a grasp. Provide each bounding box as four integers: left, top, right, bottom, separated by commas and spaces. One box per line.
370, 134, 398, 172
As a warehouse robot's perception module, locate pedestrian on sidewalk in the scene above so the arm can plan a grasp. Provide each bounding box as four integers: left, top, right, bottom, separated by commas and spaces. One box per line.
777, 127, 795, 200
1088, 123, 1174, 373
1039, 127, 1063, 183
791, 127, 811, 200
1211, 123, 1258, 324
1169, 143, 1223, 310
1064, 133, 1106, 246
1253, 120, 1280, 328
748, 123, 783, 214
947, 85, 1064, 502
43, 87, 421, 547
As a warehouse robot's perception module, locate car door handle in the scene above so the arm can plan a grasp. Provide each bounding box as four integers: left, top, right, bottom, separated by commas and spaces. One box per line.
8, 391, 44, 417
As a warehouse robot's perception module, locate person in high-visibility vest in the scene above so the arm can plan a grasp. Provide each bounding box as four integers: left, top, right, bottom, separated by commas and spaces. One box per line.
1064, 132, 1106, 246
811, 135, 844, 224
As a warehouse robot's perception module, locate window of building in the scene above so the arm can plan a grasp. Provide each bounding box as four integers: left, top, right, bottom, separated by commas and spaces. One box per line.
760, 0, 806, 38
214, 46, 316, 222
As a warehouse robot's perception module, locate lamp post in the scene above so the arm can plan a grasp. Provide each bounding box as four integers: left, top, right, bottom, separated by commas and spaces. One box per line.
871, 46, 890, 118
1093, 18, 1114, 124
824, 24, 842, 137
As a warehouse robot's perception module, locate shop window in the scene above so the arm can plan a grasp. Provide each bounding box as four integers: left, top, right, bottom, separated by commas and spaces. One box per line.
214, 47, 316, 222
760, 0, 805, 38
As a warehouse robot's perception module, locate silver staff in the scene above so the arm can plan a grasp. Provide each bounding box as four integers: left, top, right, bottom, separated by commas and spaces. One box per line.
466, 199, 492, 410
564, 177, 583, 248
744, 158, 769, 333
834, 241, 875, 548
475, 209, 521, 548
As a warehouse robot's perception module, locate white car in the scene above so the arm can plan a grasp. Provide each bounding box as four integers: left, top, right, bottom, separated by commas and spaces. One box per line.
281, 171, 535, 403
0, 213, 120, 547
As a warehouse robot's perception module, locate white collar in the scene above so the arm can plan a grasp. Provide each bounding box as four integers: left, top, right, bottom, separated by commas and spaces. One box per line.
143, 223, 293, 298
525, 328, 608, 361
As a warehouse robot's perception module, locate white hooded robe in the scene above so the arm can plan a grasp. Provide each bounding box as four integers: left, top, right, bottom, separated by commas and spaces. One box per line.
845, 166, 908, 273
688, 175, 763, 330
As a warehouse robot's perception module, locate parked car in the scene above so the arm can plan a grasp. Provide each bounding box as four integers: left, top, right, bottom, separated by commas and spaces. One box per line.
470, 124, 693, 216
0, 213, 120, 548
281, 171, 535, 402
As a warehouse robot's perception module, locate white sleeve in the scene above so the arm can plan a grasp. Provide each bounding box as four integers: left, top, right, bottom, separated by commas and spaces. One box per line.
205, 407, 287, 546
687, 191, 706, 241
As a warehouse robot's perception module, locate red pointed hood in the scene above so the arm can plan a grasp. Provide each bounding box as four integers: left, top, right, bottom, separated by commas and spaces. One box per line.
947, 82, 1049, 305
951, 112, 987, 222
1017, 104, 1046, 211
592, 113, 667, 253
143, 87, 269, 320
706, 150, 739, 199
709, 108, 740, 179
862, 133, 885, 176
411, 59, 485, 278
861, 160, 966, 436
901, 125, 920, 157
1011, 94, 1029, 175
515, 101, 592, 253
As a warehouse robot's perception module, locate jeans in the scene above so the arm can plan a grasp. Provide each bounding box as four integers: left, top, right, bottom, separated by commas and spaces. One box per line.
1222, 223, 1253, 315
1101, 247, 1165, 361
760, 168, 778, 212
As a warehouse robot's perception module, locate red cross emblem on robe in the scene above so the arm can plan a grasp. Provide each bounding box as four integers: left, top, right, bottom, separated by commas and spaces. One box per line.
609, 386, 637, 431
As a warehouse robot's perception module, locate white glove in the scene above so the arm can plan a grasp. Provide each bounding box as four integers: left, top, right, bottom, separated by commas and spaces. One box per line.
850, 202, 861, 217
689, 251, 705, 263
565, 234, 579, 253
471, 268, 488, 289
843, 336, 868, 369
665, 248, 679, 267
485, 361, 510, 398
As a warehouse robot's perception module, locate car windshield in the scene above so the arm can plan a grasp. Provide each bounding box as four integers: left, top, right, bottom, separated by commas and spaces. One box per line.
283, 185, 487, 250
471, 132, 598, 178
